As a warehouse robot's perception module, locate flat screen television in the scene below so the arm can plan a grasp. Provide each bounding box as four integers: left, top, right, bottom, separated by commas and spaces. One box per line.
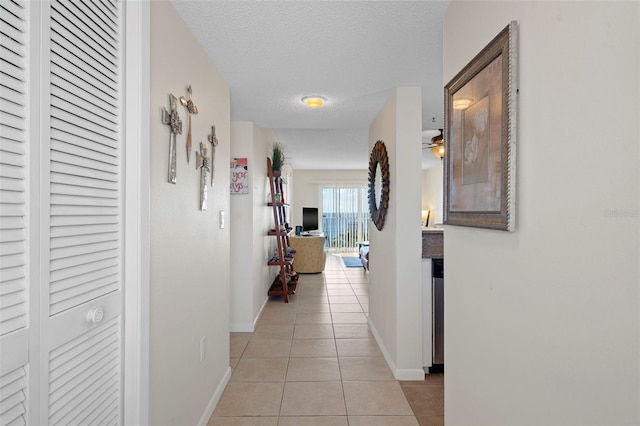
302, 207, 319, 232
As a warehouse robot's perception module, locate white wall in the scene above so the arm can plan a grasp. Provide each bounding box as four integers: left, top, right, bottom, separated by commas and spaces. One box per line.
421, 162, 444, 226
230, 122, 278, 331
291, 169, 368, 229
230, 123, 254, 330
444, 2, 639, 425
252, 128, 277, 325
150, 2, 231, 425
368, 88, 424, 380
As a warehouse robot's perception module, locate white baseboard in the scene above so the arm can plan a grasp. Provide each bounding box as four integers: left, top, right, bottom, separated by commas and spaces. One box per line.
255, 296, 268, 327
394, 367, 427, 381
230, 297, 269, 332
197, 366, 232, 426
229, 323, 254, 332
368, 319, 425, 381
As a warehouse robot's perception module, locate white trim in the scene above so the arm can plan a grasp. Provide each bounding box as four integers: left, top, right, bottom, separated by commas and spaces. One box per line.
394, 367, 427, 381
368, 319, 425, 381
197, 367, 232, 426
36, 2, 53, 422
123, 1, 151, 425
230, 296, 268, 332
27, 1, 43, 423
229, 323, 255, 333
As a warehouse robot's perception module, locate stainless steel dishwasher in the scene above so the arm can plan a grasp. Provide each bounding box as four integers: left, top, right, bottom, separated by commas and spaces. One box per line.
432, 259, 444, 366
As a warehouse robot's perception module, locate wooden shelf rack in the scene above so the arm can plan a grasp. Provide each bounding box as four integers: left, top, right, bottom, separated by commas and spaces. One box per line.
266, 158, 298, 302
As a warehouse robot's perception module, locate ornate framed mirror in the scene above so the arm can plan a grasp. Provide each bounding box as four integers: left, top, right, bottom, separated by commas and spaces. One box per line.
368, 140, 390, 231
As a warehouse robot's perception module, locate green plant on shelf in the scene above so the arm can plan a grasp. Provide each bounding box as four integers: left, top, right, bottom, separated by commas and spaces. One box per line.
271, 142, 285, 172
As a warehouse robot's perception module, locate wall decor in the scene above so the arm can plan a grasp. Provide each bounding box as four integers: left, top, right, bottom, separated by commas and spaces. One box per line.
161, 94, 182, 184
230, 158, 248, 195
196, 142, 211, 211
208, 125, 219, 187
180, 84, 199, 163
444, 21, 518, 231
368, 140, 390, 231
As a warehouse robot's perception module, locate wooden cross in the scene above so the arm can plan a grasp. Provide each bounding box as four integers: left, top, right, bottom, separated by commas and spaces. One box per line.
161, 94, 182, 184
208, 125, 219, 187
196, 142, 211, 211
180, 85, 199, 164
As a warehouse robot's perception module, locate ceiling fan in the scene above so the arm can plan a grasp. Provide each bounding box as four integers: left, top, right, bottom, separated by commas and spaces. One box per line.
422, 129, 444, 159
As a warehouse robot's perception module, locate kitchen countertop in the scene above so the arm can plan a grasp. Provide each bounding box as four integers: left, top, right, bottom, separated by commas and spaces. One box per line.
422, 228, 443, 259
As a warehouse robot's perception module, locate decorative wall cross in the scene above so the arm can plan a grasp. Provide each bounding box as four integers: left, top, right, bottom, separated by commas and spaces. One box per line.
196, 142, 211, 211
180, 85, 199, 163
161, 94, 182, 184
208, 125, 219, 187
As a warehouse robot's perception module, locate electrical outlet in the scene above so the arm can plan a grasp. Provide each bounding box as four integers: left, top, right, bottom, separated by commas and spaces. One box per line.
199, 336, 206, 362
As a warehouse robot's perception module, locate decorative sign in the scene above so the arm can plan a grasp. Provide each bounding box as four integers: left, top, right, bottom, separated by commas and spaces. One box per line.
230, 158, 248, 195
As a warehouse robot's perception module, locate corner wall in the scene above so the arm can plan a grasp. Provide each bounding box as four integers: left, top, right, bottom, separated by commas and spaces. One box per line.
230, 122, 278, 331
421, 162, 444, 226
444, 2, 639, 424
368, 87, 424, 379
150, 2, 231, 424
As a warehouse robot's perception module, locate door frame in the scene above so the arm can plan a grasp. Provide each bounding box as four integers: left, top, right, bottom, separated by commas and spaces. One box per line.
123, 1, 150, 424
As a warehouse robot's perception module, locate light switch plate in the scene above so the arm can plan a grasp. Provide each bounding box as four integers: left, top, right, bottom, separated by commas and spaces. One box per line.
200, 336, 206, 362
219, 210, 224, 229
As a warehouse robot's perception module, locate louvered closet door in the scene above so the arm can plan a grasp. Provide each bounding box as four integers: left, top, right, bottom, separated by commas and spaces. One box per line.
0, 1, 30, 425
44, 0, 123, 424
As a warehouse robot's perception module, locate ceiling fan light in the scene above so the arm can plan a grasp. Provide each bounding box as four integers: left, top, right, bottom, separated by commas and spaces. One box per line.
302, 96, 326, 108
453, 97, 474, 110
430, 145, 444, 160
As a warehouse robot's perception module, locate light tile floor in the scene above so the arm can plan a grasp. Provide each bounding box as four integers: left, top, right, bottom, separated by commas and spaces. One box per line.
208, 254, 444, 426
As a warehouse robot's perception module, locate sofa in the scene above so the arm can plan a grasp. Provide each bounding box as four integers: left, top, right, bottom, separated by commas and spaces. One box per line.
359, 244, 369, 270
289, 235, 326, 273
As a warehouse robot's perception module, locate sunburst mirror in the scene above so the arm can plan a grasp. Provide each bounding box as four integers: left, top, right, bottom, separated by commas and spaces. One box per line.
368, 140, 390, 231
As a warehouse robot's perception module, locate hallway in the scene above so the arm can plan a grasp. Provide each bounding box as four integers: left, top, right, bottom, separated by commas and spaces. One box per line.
208, 255, 444, 425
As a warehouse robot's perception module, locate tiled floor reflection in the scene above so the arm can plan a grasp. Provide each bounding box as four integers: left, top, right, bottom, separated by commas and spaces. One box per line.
208, 254, 444, 426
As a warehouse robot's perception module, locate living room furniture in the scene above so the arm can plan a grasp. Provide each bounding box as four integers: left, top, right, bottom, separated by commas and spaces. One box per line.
266, 158, 297, 302
359, 243, 369, 270
289, 235, 326, 273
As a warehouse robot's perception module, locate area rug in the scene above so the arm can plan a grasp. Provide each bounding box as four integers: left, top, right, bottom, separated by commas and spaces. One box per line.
342, 256, 363, 268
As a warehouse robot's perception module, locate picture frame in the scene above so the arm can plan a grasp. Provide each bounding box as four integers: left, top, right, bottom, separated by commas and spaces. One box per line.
444, 21, 518, 231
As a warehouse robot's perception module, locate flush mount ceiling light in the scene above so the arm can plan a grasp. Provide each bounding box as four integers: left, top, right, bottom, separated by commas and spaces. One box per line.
301, 96, 327, 108
453, 97, 475, 110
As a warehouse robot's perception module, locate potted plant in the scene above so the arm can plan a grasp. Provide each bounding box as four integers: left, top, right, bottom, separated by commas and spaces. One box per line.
271, 142, 285, 175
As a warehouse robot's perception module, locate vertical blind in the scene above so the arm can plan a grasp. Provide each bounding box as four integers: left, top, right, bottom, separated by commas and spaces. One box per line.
322, 184, 369, 253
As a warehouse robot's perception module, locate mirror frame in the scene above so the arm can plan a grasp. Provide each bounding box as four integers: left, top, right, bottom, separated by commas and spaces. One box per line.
368, 140, 390, 231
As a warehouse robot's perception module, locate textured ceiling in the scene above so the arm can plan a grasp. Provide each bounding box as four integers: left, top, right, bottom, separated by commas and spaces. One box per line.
172, 0, 449, 170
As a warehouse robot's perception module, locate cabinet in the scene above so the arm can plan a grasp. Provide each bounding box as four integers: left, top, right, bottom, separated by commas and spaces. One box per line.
266, 158, 298, 302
